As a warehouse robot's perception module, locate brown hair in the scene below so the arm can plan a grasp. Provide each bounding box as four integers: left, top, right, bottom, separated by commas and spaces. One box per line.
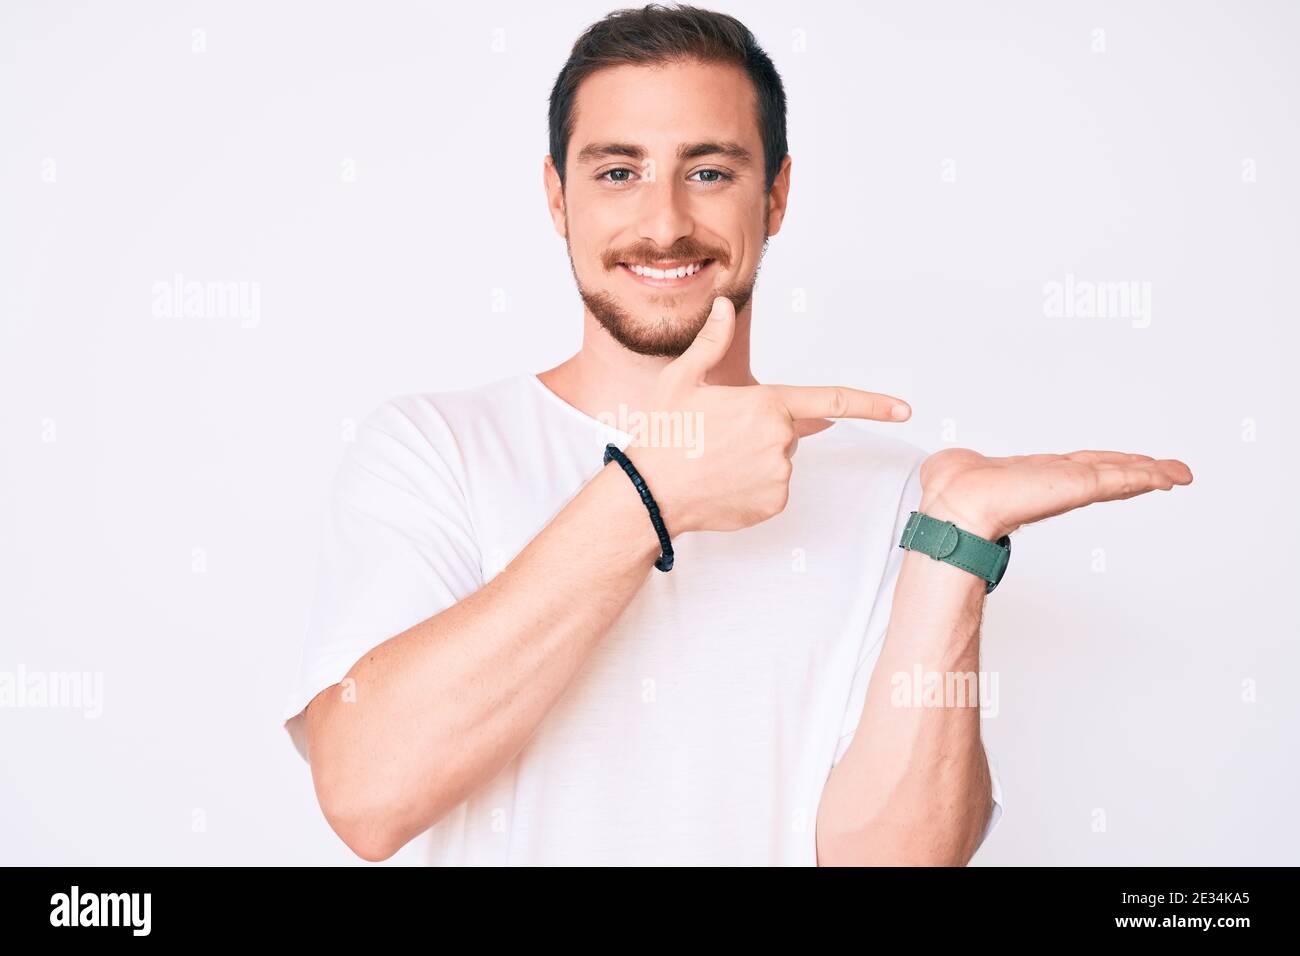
548, 3, 788, 193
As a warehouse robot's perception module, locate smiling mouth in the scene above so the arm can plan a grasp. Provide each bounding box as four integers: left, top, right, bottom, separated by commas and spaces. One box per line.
617, 258, 716, 287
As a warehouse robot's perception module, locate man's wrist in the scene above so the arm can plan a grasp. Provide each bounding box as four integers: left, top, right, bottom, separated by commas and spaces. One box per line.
917, 496, 1005, 541
597, 460, 670, 563
620, 444, 696, 535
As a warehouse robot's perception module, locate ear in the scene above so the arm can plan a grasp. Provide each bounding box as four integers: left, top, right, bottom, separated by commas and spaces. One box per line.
764, 154, 792, 237
543, 155, 567, 239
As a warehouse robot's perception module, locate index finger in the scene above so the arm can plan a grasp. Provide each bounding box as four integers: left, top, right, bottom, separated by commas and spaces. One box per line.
771, 384, 911, 422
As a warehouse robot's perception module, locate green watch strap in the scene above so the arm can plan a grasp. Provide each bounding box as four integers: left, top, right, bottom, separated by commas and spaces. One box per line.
898, 511, 1012, 593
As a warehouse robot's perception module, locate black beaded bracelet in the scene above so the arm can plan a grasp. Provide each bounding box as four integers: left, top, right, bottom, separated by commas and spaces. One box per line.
603, 443, 674, 572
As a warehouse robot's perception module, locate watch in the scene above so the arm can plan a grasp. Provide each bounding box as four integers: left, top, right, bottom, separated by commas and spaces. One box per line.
898, 511, 1012, 593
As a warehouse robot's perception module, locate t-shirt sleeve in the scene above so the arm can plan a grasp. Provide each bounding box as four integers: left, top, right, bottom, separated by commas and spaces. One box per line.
829, 451, 1005, 854
280, 398, 484, 763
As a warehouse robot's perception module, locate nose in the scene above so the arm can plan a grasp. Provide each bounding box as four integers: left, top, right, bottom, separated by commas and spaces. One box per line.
634, 166, 694, 253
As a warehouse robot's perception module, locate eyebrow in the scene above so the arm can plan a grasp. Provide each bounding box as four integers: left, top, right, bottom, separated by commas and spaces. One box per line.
575, 140, 754, 166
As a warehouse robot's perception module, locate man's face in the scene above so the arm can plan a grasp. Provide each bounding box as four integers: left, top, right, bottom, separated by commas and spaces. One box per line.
547, 59, 790, 357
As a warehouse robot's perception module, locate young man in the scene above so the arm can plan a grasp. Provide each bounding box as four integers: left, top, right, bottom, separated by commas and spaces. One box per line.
281, 5, 1192, 865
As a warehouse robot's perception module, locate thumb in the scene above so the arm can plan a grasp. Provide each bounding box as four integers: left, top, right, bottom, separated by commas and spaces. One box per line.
666, 296, 735, 386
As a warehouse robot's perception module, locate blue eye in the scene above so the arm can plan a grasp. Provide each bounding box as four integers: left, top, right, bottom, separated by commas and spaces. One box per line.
690, 169, 733, 184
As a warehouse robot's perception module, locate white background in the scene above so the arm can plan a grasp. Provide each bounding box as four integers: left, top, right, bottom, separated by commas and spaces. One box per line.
1, 0, 1296, 864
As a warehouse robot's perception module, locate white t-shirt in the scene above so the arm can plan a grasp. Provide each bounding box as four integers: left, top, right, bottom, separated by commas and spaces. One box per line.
281, 372, 1004, 865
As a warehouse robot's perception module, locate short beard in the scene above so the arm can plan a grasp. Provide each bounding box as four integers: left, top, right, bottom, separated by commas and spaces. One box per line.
567, 234, 769, 359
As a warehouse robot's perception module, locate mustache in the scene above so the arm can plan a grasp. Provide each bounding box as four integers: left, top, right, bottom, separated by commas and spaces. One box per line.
604, 246, 728, 269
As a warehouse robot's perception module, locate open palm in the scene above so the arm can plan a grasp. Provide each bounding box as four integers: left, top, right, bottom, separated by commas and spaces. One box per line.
918, 448, 1195, 540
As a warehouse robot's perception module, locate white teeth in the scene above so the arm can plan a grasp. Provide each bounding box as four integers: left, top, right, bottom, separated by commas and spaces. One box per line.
629, 260, 706, 279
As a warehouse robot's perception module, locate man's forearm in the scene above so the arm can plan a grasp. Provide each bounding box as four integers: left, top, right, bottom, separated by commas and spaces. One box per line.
815, 531, 995, 866
304, 461, 663, 861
